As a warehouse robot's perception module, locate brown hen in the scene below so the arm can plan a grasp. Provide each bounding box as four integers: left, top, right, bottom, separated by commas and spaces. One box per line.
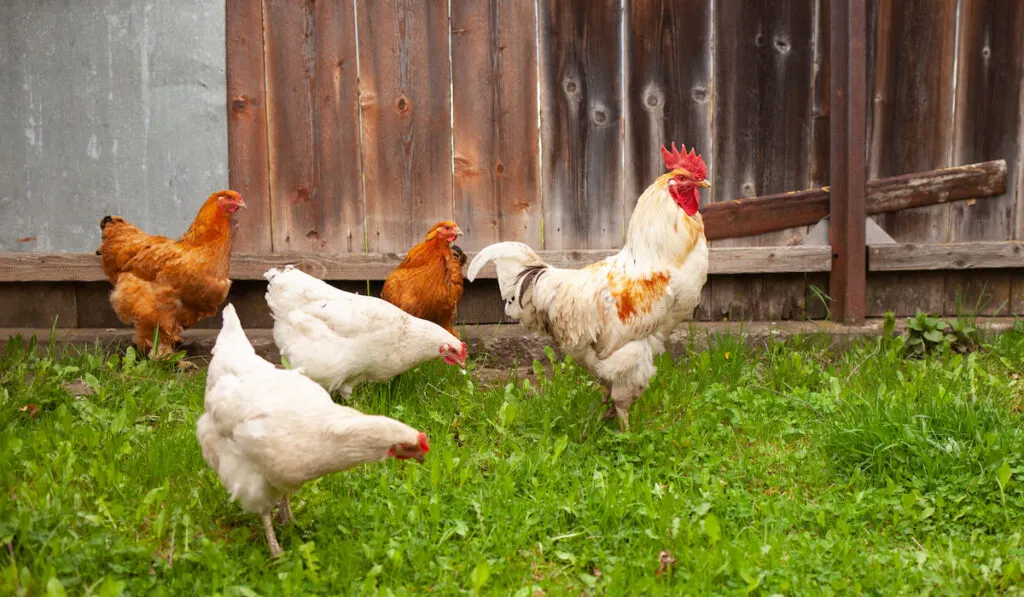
96, 190, 245, 357
380, 221, 465, 337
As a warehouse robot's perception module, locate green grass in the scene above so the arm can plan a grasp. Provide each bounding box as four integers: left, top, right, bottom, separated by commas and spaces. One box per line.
2, 325, 1024, 596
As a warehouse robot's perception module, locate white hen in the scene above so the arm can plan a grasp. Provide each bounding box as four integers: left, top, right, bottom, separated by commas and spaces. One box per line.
196, 304, 431, 557
263, 266, 467, 397
467, 144, 711, 431
263, 266, 468, 397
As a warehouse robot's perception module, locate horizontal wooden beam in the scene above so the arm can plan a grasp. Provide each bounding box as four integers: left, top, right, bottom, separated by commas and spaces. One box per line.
702, 159, 1007, 240
0, 246, 834, 283
5, 240, 1021, 283
869, 241, 1024, 271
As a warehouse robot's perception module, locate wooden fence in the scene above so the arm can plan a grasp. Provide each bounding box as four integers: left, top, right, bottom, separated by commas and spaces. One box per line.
223, 0, 1023, 320
1, 0, 1022, 330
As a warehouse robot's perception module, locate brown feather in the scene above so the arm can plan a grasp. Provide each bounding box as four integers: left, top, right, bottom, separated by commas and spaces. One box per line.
96, 190, 243, 355
381, 221, 465, 337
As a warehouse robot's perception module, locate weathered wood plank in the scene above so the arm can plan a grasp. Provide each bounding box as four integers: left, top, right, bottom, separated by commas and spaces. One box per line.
708, 274, 811, 322
868, 0, 957, 242
702, 160, 1007, 241
869, 241, 1024, 271
865, 0, 954, 324
867, 272, 945, 317
538, 0, 624, 249
451, 0, 542, 251
225, 0, 273, 253
263, 0, 320, 252
711, 0, 817, 244
624, 0, 713, 214
943, 270, 1013, 316
358, 0, 453, 253
314, 0, 364, 252
0, 246, 833, 283
949, 0, 1024, 242
807, 0, 830, 189
75, 282, 122, 328
1011, 271, 1024, 315
0, 283, 77, 328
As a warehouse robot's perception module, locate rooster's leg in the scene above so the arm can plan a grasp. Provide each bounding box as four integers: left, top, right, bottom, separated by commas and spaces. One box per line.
275, 495, 294, 525
606, 385, 637, 433
261, 511, 283, 557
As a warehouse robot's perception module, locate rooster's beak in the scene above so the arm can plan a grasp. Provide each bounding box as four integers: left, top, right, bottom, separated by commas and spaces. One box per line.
239, 199, 248, 209
454, 225, 463, 237
697, 180, 711, 189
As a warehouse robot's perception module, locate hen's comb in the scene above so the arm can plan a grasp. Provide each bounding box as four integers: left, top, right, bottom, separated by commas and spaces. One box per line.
661, 143, 707, 180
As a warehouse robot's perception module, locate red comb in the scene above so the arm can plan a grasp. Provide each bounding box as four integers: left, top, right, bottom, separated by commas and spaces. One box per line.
661, 143, 707, 180
418, 432, 430, 453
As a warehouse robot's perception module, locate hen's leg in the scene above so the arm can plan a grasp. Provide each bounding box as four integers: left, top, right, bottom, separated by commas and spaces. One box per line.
261, 511, 283, 557
275, 496, 294, 525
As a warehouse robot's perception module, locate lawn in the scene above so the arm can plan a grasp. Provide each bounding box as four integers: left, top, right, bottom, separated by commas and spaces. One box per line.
2, 324, 1024, 596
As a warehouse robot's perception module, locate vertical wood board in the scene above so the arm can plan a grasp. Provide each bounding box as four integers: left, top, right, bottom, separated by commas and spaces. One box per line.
264, 0, 320, 252
624, 0, 713, 214
314, 0, 365, 253
451, 0, 542, 252
867, 0, 957, 242
710, 0, 821, 320
226, 0, 273, 253
949, 0, 1024, 242
358, 0, 454, 253
538, 0, 624, 250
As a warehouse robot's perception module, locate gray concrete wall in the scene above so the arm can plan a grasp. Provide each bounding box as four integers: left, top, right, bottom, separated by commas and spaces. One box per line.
0, 0, 227, 252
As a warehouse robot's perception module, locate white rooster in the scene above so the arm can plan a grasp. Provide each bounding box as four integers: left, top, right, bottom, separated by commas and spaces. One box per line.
467, 144, 710, 431
196, 304, 431, 557
263, 266, 467, 397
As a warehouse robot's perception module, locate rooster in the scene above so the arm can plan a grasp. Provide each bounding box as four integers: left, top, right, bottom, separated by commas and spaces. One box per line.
197, 304, 429, 557
264, 266, 467, 398
95, 190, 245, 358
467, 144, 710, 431
380, 221, 465, 337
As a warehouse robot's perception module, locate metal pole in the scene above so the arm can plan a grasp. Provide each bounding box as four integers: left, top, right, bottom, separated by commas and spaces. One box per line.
829, 0, 868, 322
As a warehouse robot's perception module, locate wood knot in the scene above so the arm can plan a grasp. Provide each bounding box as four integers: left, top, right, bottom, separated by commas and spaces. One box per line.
645, 93, 660, 107
231, 97, 248, 112
292, 187, 313, 204
755, 33, 765, 47
774, 37, 791, 54
494, 160, 505, 175
691, 87, 709, 103
395, 95, 410, 114
563, 79, 579, 95
591, 108, 608, 125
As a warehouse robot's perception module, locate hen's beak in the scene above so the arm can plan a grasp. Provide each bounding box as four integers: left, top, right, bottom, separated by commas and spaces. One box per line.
453, 225, 463, 238
697, 180, 711, 189
414, 452, 425, 463
239, 199, 248, 209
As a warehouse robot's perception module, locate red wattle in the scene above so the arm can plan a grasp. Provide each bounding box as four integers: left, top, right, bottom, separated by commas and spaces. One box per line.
669, 185, 700, 216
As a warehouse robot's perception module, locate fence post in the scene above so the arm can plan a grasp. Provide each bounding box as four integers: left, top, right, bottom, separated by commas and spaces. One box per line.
829, 0, 868, 322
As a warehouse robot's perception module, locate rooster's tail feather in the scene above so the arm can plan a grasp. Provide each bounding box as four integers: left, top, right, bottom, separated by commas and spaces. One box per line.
466, 242, 547, 299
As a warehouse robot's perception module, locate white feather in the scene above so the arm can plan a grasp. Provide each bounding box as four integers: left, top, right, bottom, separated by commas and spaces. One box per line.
466, 173, 710, 425
263, 266, 464, 394
196, 303, 424, 515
